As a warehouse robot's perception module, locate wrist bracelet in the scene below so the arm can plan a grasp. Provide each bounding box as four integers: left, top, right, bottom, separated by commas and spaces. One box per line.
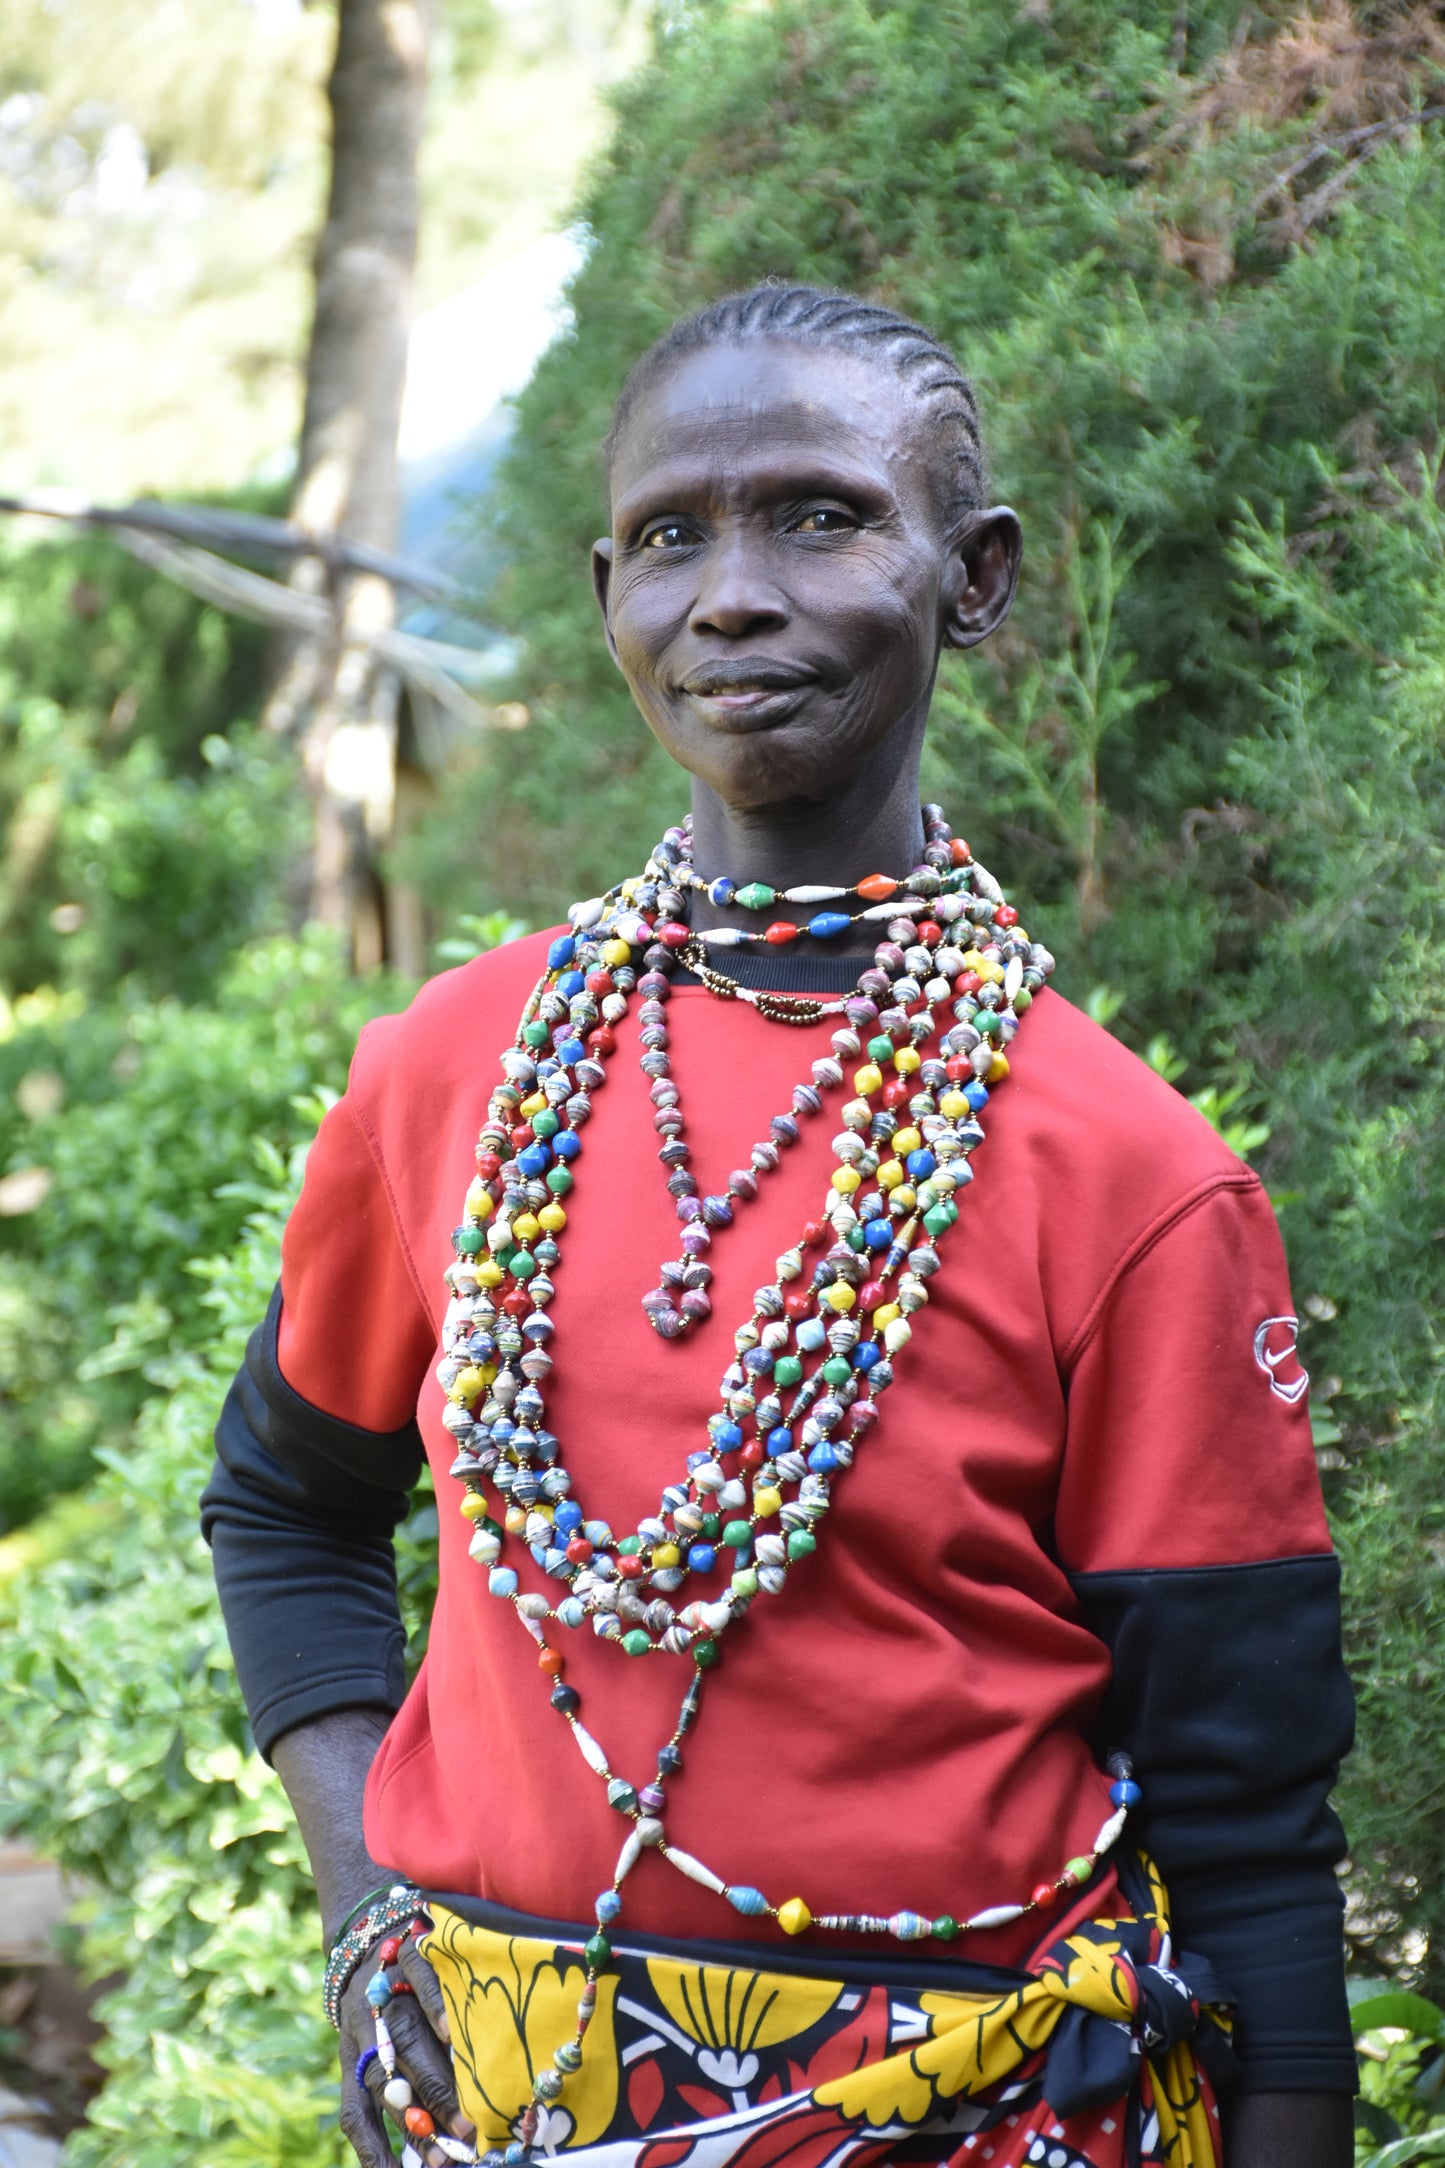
328, 1880, 406, 1955
322, 1884, 427, 2031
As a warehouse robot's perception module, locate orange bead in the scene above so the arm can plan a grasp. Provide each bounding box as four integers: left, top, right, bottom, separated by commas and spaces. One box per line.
950, 837, 971, 865
538, 1649, 564, 1675
404, 2106, 436, 2139
856, 873, 897, 902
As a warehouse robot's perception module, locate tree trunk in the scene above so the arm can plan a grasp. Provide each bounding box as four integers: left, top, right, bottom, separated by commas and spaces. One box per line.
266, 0, 430, 972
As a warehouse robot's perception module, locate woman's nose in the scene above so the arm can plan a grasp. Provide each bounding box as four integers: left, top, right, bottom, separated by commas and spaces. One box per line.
689, 537, 789, 638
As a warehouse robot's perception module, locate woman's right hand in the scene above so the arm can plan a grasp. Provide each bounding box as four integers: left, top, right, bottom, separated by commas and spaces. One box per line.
336, 1917, 476, 2167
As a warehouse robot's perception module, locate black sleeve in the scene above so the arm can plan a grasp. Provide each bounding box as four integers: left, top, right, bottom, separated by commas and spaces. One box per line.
201, 1284, 425, 1761
1071, 1554, 1357, 2096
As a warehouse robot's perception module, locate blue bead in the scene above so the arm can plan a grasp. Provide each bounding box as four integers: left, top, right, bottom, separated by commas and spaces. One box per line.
488, 1567, 519, 1598
556, 969, 586, 997
552, 1130, 582, 1163
354, 2047, 378, 2084
906, 1148, 937, 1179
853, 1343, 882, 1371
555, 1500, 583, 1532
864, 1219, 892, 1250
687, 1543, 716, 1573
544, 1547, 571, 1576
703, 1194, 734, 1227
584, 1520, 614, 1547
548, 935, 576, 969
808, 1443, 839, 1474
707, 877, 737, 906
796, 1317, 827, 1352
766, 1426, 793, 1454
558, 1597, 585, 1627
506, 2146, 527, 2166
365, 1971, 391, 2008
964, 1081, 989, 1110
516, 1143, 551, 1178
1110, 1778, 1143, 1809
743, 1347, 774, 1374
595, 1890, 623, 1923
712, 1420, 743, 1452
686, 1449, 712, 1470
726, 1885, 769, 1916
807, 912, 851, 940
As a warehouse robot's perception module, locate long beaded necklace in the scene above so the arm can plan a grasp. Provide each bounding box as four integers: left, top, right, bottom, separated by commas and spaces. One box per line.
435, 807, 1140, 2164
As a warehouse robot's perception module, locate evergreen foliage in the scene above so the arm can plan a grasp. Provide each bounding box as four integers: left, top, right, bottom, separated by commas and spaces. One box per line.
433, 0, 1445, 1982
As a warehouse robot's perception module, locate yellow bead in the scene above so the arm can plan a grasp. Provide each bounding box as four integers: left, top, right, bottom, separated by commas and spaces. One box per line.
830, 1165, 861, 1195
884, 1317, 912, 1353
653, 1543, 680, 1569
512, 1213, 541, 1243
892, 1185, 917, 1212
988, 1053, 1010, 1083
521, 1091, 547, 1119
453, 1366, 487, 1403
872, 1301, 901, 1329
464, 1180, 494, 1219
477, 1260, 503, 1287
893, 1045, 921, 1075
877, 1159, 904, 1190
459, 1493, 489, 1522
824, 1281, 857, 1312
893, 1127, 922, 1157
602, 939, 631, 967
853, 1063, 883, 1096
940, 1090, 970, 1120
538, 1203, 567, 1232
754, 1487, 782, 1517
504, 1505, 527, 1534
778, 1898, 812, 1936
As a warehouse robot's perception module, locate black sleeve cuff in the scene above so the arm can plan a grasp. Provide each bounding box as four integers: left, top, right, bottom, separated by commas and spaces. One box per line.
1071, 1554, 1357, 2093
201, 1284, 425, 1760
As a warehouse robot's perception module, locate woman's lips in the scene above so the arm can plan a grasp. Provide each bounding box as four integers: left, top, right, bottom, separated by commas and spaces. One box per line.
685, 684, 812, 729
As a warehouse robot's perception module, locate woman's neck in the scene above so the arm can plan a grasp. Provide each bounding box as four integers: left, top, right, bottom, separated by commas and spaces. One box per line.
687, 743, 929, 898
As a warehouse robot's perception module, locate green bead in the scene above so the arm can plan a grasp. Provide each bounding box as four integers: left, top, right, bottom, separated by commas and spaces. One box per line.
822, 1355, 852, 1386
621, 1630, 652, 1657
977, 1009, 1002, 1038
1013, 986, 1032, 1010
546, 1165, 574, 1194
693, 1638, 720, 1668
523, 1020, 549, 1047
511, 1249, 537, 1279
583, 1933, 612, 1970
1064, 1856, 1093, 1884
785, 1529, 817, 1562
494, 1246, 516, 1274
731, 1568, 758, 1598
943, 1199, 959, 1225
532, 1109, 560, 1138
923, 1206, 951, 1238
931, 1915, 958, 1940
701, 1513, 721, 1540
846, 1225, 867, 1252
867, 1034, 895, 1064
454, 1225, 485, 1255
722, 1519, 752, 1549
774, 1356, 803, 1388
617, 1536, 642, 1555
736, 882, 776, 911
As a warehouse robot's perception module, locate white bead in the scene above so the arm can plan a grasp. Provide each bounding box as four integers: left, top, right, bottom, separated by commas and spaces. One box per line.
663, 1845, 727, 1895
783, 884, 847, 902
375, 2015, 396, 2074
1004, 956, 1024, 1003
517, 1593, 550, 1621
758, 1565, 788, 1595
636, 1817, 665, 1846
570, 1722, 610, 1777
754, 1535, 785, 1567
384, 2077, 414, 2110
701, 1602, 732, 1635
693, 1463, 725, 1493
964, 1903, 1025, 1930
1093, 1807, 1129, 1854
700, 927, 747, 948
614, 1828, 644, 1884
571, 897, 606, 927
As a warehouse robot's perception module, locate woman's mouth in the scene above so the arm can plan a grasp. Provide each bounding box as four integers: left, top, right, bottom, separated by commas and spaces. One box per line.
678, 663, 818, 728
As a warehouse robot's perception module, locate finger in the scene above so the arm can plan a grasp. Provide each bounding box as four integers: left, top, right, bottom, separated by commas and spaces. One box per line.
338, 2066, 397, 2168
384, 1997, 464, 2127
397, 1937, 452, 2047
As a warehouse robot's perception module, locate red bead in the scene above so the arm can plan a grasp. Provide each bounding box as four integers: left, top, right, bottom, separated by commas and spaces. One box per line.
945, 1056, 973, 1082
566, 1537, 593, 1565
764, 920, 799, 946
657, 921, 691, 949
784, 1291, 812, 1322
953, 970, 982, 997
617, 1554, 645, 1581
801, 1220, 827, 1248
740, 1440, 765, 1468
502, 1290, 530, 1318
474, 1150, 502, 1179
1030, 1882, 1057, 1909
856, 873, 897, 902
917, 919, 942, 947
379, 1936, 402, 1966
859, 1279, 885, 1311
585, 970, 613, 995
882, 1079, 911, 1109
510, 1123, 534, 1151
950, 837, 971, 865
588, 1025, 616, 1054
404, 2107, 435, 2139
995, 903, 1019, 928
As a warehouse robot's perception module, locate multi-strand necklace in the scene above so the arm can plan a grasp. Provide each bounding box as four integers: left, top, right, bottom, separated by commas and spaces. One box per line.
424, 807, 1138, 2161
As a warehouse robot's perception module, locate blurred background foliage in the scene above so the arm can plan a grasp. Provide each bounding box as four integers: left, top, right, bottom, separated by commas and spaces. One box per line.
0, 0, 1443, 2160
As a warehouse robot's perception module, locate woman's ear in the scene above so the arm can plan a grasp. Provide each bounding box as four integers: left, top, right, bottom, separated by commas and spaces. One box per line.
592, 538, 622, 666
941, 508, 1023, 650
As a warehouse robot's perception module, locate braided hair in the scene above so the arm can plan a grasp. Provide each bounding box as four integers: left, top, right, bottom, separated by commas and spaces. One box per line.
605, 282, 990, 521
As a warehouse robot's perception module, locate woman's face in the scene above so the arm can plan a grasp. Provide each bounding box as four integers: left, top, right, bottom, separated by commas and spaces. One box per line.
594, 338, 1019, 812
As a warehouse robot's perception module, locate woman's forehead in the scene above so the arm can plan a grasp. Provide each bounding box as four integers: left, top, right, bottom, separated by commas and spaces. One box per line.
609, 338, 936, 504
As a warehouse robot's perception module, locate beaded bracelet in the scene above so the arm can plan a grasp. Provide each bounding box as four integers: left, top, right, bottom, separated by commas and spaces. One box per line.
329, 1879, 407, 1954
322, 1884, 428, 2030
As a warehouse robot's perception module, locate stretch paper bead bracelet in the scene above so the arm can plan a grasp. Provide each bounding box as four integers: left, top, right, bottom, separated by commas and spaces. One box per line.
322, 1884, 427, 2031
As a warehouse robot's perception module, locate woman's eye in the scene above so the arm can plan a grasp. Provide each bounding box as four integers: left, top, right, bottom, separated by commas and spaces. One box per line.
793, 508, 857, 534
641, 522, 694, 549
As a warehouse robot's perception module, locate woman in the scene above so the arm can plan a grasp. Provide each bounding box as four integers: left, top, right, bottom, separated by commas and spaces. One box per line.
204, 284, 1356, 2168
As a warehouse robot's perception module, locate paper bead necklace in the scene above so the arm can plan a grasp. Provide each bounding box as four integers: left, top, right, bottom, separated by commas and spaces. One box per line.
435, 808, 1138, 2165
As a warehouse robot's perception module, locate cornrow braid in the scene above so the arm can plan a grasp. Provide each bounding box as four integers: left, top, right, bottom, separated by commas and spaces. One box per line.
605, 281, 990, 520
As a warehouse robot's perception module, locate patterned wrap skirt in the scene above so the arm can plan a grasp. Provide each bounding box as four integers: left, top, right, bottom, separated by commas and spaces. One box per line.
420, 1853, 1234, 2168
